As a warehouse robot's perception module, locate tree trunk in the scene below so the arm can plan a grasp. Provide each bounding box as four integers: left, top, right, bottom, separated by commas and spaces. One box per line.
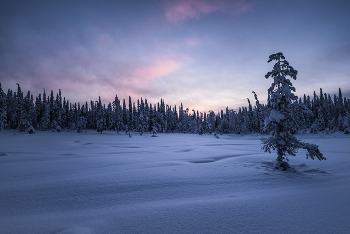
275, 148, 290, 171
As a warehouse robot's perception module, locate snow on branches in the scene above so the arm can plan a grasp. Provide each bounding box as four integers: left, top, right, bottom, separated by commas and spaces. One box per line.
261, 52, 326, 171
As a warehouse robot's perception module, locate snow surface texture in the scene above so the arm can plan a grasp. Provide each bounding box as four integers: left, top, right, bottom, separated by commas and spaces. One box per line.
1, 131, 350, 234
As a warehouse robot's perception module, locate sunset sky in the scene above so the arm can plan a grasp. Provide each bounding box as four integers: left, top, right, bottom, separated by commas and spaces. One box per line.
1, 0, 349, 112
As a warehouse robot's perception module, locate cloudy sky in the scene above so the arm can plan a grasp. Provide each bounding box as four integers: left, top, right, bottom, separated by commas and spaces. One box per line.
1, 0, 349, 112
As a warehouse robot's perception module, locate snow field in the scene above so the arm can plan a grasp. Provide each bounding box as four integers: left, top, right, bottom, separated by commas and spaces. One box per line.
0, 131, 350, 233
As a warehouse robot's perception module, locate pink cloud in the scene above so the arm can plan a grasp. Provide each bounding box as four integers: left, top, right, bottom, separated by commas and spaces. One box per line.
79, 53, 190, 102
135, 60, 180, 80
164, 0, 251, 23
127, 54, 190, 85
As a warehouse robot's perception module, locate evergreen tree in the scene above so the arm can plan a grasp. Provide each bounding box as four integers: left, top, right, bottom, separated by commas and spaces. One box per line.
342, 112, 349, 133
41, 103, 50, 130
122, 99, 127, 131
16, 83, 29, 132
149, 103, 154, 132
159, 99, 166, 132
252, 92, 263, 133
77, 104, 87, 133
128, 96, 133, 130
319, 88, 324, 105
0, 83, 7, 130
337, 114, 344, 131
182, 108, 189, 133
25, 92, 36, 130
43, 89, 47, 105
112, 95, 122, 133
138, 97, 147, 135
261, 52, 325, 171
106, 102, 114, 130
96, 97, 105, 133
55, 92, 63, 128
35, 94, 43, 129
151, 125, 158, 137
247, 98, 254, 132
5, 89, 15, 129
144, 99, 150, 131
132, 102, 137, 131
49, 90, 54, 123
87, 100, 95, 129
310, 107, 326, 133
178, 103, 184, 132
338, 88, 343, 106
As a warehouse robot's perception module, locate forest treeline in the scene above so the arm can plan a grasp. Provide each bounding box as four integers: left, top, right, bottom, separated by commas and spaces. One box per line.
0, 83, 349, 134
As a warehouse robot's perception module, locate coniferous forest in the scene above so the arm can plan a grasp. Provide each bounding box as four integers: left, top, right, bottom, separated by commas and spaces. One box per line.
0, 82, 349, 135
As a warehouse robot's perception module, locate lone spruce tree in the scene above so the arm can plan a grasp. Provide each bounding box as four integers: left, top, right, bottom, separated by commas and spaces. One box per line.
261, 52, 326, 170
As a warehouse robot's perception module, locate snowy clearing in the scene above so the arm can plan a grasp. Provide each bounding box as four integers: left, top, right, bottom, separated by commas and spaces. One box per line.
1, 131, 350, 234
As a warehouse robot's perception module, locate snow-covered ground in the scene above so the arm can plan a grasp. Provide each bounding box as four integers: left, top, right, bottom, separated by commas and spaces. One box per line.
1, 130, 349, 234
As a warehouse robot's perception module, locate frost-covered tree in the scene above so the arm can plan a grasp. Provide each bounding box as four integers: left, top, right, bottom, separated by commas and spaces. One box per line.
0, 83, 7, 131
197, 122, 204, 135
151, 125, 158, 137
77, 104, 87, 133
240, 108, 250, 135
128, 96, 133, 130
261, 52, 326, 170
16, 83, 30, 132
310, 107, 326, 133
252, 91, 264, 133
343, 112, 349, 133
95, 97, 106, 134
113, 95, 122, 133
336, 114, 344, 131
96, 118, 105, 134
41, 103, 50, 131
203, 111, 216, 134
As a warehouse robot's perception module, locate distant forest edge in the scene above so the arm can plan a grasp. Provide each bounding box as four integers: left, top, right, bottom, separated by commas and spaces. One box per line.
0, 83, 349, 134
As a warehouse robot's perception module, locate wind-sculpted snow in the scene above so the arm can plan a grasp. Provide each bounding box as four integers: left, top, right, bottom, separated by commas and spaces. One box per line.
0, 131, 350, 233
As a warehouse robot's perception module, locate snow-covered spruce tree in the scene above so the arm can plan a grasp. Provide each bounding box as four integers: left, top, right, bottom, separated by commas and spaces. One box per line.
151, 125, 158, 137
343, 112, 349, 134
77, 115, 87, 133
252, 91, 264, 133
41, 102, 50, 131
97, 118, 105, 134
310, 107, 326, 133
261, 52, 326, 171
0, 83, 7, 131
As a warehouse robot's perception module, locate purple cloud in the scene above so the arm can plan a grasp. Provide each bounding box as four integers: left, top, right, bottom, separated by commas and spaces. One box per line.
163, 0, 251, 23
